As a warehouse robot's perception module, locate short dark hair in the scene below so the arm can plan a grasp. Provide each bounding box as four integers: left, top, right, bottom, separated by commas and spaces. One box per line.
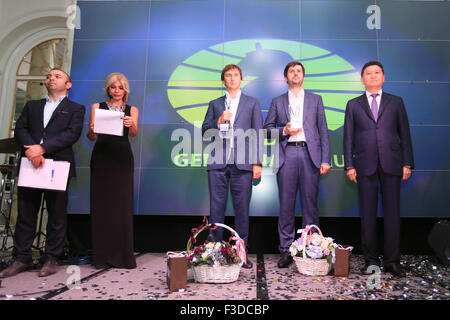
284, 61, 305, 78
361, 61, 384, 77
48, 68, 72, 83
221, 64, 243, 81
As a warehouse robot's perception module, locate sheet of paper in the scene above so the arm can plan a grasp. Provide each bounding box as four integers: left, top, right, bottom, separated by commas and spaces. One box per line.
18, 158, 70, 191
93, 108, 124, 136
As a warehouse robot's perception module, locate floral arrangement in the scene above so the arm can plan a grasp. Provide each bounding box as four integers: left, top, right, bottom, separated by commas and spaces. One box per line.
289, 227, 338, 264
188, 241, 242, 267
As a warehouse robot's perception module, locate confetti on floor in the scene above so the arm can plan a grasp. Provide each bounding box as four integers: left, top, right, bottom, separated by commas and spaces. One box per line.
0, 253, 448, 300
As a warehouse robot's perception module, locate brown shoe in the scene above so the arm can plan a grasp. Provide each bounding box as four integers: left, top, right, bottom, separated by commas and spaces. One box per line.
38, 259, 58, 277
0, 261, 30, 278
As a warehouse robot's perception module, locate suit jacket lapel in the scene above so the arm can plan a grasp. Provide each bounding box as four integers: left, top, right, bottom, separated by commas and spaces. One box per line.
358, 94, 376, 122
37, 99, 46, 130
377, 92, 391, 121
45, 97, 69, 128
282, 93, 290, 122
219, 95, 226, 114
303, 91, 311, 125
233, 94, 246, 125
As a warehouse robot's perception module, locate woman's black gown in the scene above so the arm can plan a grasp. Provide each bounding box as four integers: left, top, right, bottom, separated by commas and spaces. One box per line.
90, 102, 136, 269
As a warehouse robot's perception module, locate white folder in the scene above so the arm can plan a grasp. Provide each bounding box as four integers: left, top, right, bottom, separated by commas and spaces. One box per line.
18, 158, 70, 191
93, 108, 124, 136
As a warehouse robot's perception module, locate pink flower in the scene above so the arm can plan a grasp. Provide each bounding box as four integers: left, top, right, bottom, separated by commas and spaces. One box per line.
324, 249, 330, 256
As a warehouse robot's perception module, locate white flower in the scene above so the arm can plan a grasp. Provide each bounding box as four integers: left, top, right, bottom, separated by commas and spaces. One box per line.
306, 246, 323, 259
205, 242, 215, 249
321, 239, 330, 250
289, 246, 298, 257
311, 234, 322, 246
215, 242, 222, 250
201, 252, 209, 259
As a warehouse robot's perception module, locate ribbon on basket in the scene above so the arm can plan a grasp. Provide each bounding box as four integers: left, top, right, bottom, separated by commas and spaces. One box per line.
231, 236, 247, 265
297, 224, 312, 247
188, 216, 218, 251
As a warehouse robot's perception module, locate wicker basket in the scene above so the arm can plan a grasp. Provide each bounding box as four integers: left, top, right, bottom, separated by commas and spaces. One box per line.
293, 224, 332, 276
191, 263, 241, 283
187, 223, 244, 284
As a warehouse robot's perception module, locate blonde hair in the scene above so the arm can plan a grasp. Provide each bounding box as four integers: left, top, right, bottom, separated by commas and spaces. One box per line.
104, 73, 130, 102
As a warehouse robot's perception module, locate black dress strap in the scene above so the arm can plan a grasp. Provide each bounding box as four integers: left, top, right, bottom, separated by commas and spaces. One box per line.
124, 104, 131, 116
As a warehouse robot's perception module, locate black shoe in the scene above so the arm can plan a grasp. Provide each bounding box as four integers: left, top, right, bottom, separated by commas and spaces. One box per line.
361, 261, 381, 275
242, 259, 253, 269
38, 259, 59, 277
277, 252, 293, 268
0, 260, 30, 278
384, 263, 405, 278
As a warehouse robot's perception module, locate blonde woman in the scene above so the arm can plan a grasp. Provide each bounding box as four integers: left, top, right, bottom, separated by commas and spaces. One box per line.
87, 73, 139, 269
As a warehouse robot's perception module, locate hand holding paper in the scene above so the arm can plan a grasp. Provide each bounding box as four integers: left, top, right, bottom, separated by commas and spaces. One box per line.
18, 158, 70, 191
24, 144, 45, 160
93, 108, 124, 136
31, 155, 45, 169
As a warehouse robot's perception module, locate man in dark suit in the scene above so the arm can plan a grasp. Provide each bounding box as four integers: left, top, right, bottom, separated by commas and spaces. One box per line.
202, 64, 263, 269
343, 61, 414, 277
0, 68, 85, 278
264, 61, 331, 268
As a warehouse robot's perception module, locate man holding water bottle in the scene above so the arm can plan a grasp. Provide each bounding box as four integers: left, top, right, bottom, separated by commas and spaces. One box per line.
201, 64, 263, 269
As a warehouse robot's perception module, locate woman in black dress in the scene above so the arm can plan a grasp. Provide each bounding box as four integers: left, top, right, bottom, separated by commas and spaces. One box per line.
87, 73, 139, 269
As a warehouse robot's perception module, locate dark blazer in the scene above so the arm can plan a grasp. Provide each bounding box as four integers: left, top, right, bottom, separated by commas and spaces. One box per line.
14, 97, 85, 177
264, 91, 330, 169
202, 93, 263, 172
343, 92, 414, 177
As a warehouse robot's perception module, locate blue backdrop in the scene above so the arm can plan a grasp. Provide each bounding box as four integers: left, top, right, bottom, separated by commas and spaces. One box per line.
68, 0, 450, 217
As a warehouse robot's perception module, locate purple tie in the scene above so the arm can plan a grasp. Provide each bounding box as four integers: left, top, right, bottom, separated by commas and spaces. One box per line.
371, 93, 379, 121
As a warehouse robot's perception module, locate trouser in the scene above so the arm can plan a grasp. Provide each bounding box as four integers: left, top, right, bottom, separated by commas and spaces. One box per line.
277, 145, 320, 253
13, 184, 69, 263
207, 164, 253, 244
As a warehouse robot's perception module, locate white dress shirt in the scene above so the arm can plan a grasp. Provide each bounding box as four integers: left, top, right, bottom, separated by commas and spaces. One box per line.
225, 90, 241, 149
287, 89, 307, 142
40, 95, 66, 143
225, 90, 241, 128
43, 95, 66, 128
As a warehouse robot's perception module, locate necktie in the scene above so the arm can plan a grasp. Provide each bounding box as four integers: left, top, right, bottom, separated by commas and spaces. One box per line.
371, 93, 379, 121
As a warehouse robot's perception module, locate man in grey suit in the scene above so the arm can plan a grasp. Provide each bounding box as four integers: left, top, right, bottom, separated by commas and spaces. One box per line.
202, 64, 263, 269
264, 61, 330, 268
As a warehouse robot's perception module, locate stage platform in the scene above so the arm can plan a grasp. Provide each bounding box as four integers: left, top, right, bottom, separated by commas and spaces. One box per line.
0, 253, 448, 301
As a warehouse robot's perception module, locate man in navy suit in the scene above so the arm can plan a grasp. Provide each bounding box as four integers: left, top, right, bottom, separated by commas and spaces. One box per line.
0, 68, 85, 278
344, 61, 414, 277
264, 61, 330, 268
202, 64, 263, 269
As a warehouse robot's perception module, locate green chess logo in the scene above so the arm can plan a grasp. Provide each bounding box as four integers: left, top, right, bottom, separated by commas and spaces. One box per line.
167, 39, 364, 131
